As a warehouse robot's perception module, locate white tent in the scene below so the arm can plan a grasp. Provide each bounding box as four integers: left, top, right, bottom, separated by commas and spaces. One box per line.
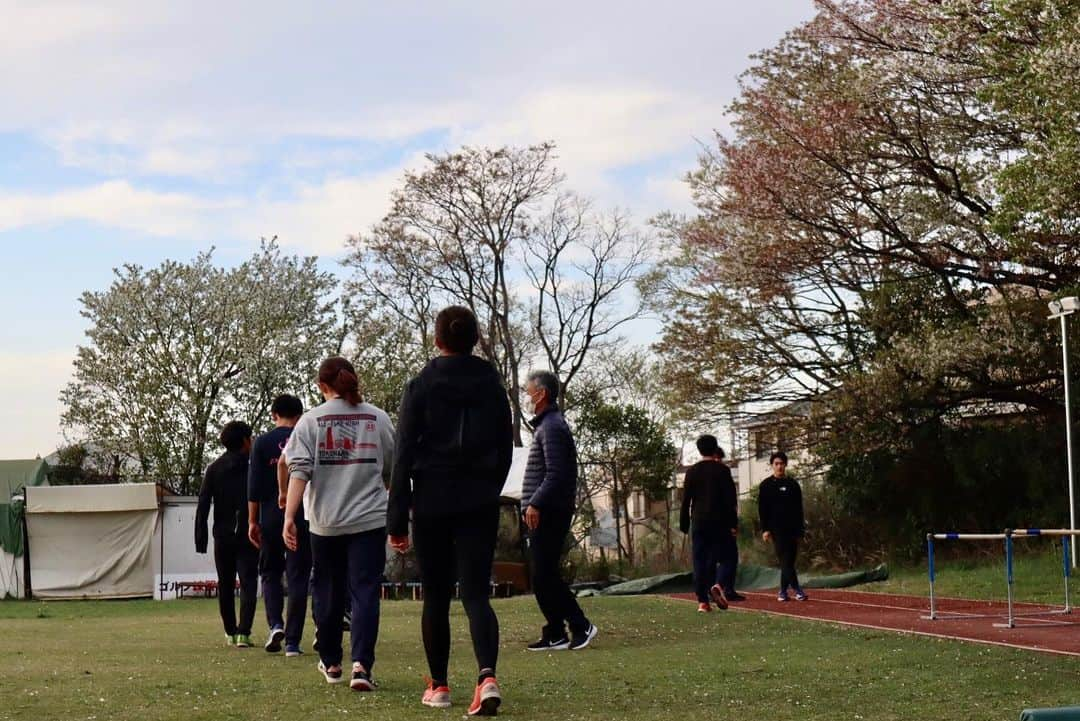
25, 483, 158, 599
152, 495, 218, 600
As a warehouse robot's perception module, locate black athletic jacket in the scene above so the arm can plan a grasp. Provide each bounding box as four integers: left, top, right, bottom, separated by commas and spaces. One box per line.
387, 354, 514, 537
679, 460, 738, 533
195, 449, 250, 553
757, 475, 805, 538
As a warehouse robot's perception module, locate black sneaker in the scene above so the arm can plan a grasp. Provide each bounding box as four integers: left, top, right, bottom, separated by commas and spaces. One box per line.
350, 666, 375, 692
527, 635, 570, 651
265, 626, 285, 653
568, 624, 598, 650
725, 591, 747, 602
318, 661, 344, 684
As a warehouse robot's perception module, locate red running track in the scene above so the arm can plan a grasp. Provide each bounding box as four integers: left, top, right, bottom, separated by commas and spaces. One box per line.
667, 589, 1080, 657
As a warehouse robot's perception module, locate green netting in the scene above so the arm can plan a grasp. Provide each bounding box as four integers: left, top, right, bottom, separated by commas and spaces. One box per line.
578, 563, 889, 596
0, 459, 49, 555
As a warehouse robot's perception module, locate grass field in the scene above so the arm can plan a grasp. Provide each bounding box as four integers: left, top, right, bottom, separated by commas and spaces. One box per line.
1, 592, 1077, 721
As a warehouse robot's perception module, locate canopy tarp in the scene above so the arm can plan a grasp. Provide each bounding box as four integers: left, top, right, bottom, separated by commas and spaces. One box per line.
25, 483, 158, 599
577, 563, 889, 596
0, 459, 49, 556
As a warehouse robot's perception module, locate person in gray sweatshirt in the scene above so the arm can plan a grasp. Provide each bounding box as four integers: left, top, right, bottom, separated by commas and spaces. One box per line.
283, 357, 394, 691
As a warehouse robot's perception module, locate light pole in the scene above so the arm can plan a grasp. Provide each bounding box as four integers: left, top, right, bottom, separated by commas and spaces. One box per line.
1048, 296, 1079, 569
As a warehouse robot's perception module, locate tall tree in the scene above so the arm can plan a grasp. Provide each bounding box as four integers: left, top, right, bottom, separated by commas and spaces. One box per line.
652, 0, 1078, 454
345, 144, 651, 444
61, 241, 337, 492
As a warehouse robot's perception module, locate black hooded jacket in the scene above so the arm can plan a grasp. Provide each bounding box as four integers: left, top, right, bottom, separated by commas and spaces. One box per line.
195, 449, 249, 553
387, 354, 514, 536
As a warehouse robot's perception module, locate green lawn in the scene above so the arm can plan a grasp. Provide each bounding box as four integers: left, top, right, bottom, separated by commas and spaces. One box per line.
0, 594, 1077, 721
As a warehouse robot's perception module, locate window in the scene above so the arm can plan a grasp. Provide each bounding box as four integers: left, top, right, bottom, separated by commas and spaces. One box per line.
753, 430, 769, 459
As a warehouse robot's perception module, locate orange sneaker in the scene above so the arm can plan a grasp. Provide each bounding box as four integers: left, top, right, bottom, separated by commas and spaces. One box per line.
697, 602, 711, 613
422, 678, 451, 708
467, 676, 501, 716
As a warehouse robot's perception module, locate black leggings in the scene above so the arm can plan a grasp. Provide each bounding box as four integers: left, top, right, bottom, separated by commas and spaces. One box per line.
412, 505, 500, 685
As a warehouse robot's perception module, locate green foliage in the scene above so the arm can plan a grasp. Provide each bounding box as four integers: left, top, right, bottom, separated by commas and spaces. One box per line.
61, 240, 339, 492
823, 416, 1069, 560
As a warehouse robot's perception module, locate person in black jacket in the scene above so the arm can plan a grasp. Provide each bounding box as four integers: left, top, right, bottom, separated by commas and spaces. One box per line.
680, 435, 743, 613
387, 306, 513, 716
757, 451, 807, 602
521, 369, 597, 653
196, 421, 259, 646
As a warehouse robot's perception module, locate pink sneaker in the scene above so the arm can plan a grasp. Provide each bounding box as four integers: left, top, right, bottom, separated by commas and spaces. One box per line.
422, 678, 451, 708
467, 677, 501, 716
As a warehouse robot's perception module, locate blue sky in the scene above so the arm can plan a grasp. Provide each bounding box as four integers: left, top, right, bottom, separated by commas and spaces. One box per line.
0, 1, 816, 458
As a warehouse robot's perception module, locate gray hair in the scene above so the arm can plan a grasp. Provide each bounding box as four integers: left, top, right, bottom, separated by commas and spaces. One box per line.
527, 370, 561, 404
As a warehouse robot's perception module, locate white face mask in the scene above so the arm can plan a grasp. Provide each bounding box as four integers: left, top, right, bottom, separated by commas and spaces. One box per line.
523, 395, 536, 416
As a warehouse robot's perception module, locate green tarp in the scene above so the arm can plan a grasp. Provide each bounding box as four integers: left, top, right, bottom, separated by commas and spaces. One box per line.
578, 563, 889, 596
1020, 708, 1080, 721
0, 459, 49, 556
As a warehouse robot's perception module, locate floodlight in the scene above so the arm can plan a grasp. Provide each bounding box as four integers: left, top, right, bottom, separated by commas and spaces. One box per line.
1062, 296, 1080, 313
1049, 299, 1063, 315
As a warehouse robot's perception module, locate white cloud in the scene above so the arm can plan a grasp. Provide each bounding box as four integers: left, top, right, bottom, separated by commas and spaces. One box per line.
0, 181, 238, 238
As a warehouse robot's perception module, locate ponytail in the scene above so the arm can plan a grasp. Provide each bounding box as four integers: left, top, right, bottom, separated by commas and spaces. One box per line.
318, 357, 363, 405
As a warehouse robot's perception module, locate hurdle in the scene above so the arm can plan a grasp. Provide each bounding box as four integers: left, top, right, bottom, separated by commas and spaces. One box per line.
925, 529, 1078, 628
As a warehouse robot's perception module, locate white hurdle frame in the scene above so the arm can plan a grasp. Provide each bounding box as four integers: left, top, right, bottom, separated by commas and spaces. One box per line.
926, 529, 1078, 628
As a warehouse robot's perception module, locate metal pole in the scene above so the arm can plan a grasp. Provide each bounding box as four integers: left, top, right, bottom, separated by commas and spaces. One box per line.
1065, 536, 1072, 614
1063, 314, 1078, 570
927, 535, 936, 620
1005, 533, 1015, 628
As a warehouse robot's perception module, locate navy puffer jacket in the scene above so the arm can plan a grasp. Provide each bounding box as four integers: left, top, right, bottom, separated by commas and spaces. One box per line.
521, 405, 577, 512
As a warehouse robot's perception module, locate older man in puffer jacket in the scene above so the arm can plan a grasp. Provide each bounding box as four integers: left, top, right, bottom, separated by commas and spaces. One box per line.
521, 370, 597, 653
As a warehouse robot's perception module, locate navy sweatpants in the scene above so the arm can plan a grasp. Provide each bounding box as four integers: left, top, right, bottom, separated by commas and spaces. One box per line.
691, 524, 738, 603
310, 527, 386, 670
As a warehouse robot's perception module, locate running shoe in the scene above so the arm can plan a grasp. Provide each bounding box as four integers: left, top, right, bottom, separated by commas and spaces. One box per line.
709, 584, 729, 610
284, 644, 303, 657
526, 635, 570, 651
725, 591, 747, 602
265, 626, 285, 653
794, 589, 809, 601
350, 665, 375, 692
697, 602, 711, 613
318, 661, 344, 684
569, 623, 598, 650
422, 678, 452, 708
235, 634, 253, 648
777, 591, 790, 602
225, 634, 237, 646
467, 676, 501, 716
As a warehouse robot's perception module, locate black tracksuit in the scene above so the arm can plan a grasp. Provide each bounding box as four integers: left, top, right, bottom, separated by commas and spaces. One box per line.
522, 405, 590, 640
680, 460, 739, 602
196, 449, 258, 636
387, 354, 513, 684
248, 426, 311, 647
757, 475, 806, 593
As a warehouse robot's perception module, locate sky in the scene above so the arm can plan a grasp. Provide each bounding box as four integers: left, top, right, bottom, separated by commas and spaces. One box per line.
0, 1, 817, 459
